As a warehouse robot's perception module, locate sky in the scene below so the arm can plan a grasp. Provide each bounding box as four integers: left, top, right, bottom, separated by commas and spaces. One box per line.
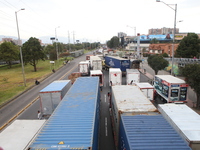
1, 0, 200, 44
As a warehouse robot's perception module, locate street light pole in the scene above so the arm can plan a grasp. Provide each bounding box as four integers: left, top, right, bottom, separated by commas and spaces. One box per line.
55, 26, 60, 61
156, 0, 177, 75
15, 8, 26, 87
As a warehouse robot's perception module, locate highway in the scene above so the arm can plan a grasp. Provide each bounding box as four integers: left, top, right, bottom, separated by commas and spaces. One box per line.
0, 53, 165, 150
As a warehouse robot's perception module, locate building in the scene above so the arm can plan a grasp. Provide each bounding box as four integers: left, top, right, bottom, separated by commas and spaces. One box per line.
118, 32, 127, 38
2, 38, 22, 45
149, 27, 179, 35
149, 43, 179, 56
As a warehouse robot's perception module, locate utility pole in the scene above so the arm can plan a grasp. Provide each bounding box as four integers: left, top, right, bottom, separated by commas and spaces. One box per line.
68, 31, 70, 51
15, 8, 26, 87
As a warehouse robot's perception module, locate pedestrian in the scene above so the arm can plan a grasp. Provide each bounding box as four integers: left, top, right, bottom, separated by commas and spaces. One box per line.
35, 80, 40, 85
37, 110, 41, 119
68, 60, 70, 64
107, 92, 110, 97
130, 80, 133, 85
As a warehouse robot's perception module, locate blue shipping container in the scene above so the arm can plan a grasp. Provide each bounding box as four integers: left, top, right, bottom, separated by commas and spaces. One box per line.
105, 56, 130, 72
28, 77, 100, 150
119, 115, 191, 150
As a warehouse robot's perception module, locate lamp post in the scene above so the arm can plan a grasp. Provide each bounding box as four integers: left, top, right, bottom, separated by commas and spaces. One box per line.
127, 25, 136, 57
15, 8, 26, 87
156, 0, 177, 75
55, 26, 60, 61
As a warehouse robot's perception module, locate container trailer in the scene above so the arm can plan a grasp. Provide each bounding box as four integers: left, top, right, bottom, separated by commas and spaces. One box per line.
0, 120, 46, 150
135, 82, 154, 101
126, 69, 140, 85
78, 61, 90, 76
110, 85, 158, 148
39, 80, 71, 117
154, 75, 188, 103
27, 77, 100, 150
104, 56, 130, 73
158, 104, 200, 150
119, 115, 191, 150
90, 56, 102, 70
109, 68, 122, 86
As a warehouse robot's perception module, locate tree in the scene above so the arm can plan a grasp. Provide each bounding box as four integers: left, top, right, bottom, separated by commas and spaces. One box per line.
147, 54, 169, 75
0, 42, 19, 68
150, 38, 159, 44
22, 37, 45, 72
162, 53, 169, 57
176, 33, 200, 58
44, 45, 55, 60
107, 36, 119, 49
111, 36, 119, 49
181, 64, 200, 108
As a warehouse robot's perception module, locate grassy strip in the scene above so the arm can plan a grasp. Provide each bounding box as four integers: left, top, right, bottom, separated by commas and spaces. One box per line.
0, 49, 92, 105
0, 59, 64, 105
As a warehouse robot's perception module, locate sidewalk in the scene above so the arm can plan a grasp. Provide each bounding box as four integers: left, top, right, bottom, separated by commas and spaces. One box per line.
139, 68, 200, 115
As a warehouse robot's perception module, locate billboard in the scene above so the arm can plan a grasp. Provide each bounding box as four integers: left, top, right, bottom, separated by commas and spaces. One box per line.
139, 34, 173, 41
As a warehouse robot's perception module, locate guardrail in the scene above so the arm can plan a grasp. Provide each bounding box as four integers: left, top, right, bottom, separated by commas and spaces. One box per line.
164, 58, 200, 67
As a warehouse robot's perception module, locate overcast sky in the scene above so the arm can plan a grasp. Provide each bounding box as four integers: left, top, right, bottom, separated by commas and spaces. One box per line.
1, 0, 200, 44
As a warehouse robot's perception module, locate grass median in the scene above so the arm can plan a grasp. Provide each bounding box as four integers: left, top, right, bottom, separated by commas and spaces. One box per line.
0, 59, 64, 105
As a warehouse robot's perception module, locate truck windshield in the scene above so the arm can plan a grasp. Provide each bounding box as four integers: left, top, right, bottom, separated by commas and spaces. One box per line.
180, 87, 187, 100
162, 85, 169, 97
171, 89, 178, 97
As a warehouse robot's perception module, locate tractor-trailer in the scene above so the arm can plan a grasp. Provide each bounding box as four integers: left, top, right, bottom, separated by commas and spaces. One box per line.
105, 56, 130, 72
0, 120, 46, 150
119, 115, 191, 150
154, 75, 188, 103
109, 68, 122, 86
158, 104, 200, 150
126, 69, 140, 85
135, 82, 154, 101
111, 85, 158, 148
90, 55, 102, 70
27, 77, 100, 150
39, 80, 71, 117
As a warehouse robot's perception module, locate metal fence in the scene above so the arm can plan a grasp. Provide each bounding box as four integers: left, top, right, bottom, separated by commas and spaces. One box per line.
164, 58, 200, 67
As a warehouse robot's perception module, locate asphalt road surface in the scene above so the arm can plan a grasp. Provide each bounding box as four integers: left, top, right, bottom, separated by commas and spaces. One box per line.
0, 52, 153, 150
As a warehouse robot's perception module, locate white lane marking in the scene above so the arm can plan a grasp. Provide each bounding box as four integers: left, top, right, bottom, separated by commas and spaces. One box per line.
105, 117, 108, 136
104, 76, 106, 87
104, 94, 106, 103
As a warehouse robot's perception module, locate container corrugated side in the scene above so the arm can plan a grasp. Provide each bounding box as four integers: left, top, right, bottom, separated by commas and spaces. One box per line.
158, 104, 200, 150
119, 115, 191, 150
28, 77, 100, 150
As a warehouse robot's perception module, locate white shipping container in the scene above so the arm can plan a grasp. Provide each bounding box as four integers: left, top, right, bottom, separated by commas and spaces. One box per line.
135, 82, 154, 101
126, 69, 140, 85
78, 61, 90, 75
111, 85, 158, 146
158, 104, 200, 150
109, 68, 122, 86
90, 56, 102, 70
40, 80, 71, 116
90, 70, 104, 87
0, 120, 46, 150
